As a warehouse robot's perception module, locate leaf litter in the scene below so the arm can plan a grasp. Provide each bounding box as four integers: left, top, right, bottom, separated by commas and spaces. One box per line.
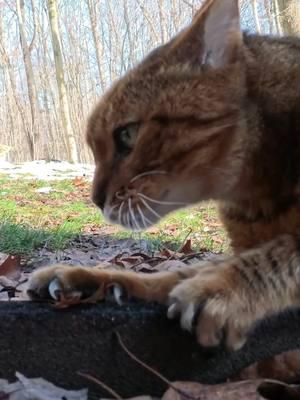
0, 253, 28, 300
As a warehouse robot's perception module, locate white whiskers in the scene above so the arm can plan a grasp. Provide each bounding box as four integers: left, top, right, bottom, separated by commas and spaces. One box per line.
128, 198, 141, 231
118, 201, 125, 225
138, 192, 187, 206
139, 196, 162, 220
107, 166, 187, 230
137, 203, 154, 228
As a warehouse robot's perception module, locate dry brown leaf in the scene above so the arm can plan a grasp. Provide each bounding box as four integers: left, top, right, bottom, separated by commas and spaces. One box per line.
121, 256, 146, 265
154, 260, 190, 271
0, 254, 21, 278
110, 253, 127, 267
130, 253, 154, 261
0, 254, 24, 300
156, 248, 185, 259
110, 253, 162, 271
179, 239, 194, 255
72, 177, 87, 187
238, 350, 300, 383
258, 381, 300, 400
134, 263, 159, 273
0, 372, 87, 399
101, 397, 155, 400
162, 380, 300, 400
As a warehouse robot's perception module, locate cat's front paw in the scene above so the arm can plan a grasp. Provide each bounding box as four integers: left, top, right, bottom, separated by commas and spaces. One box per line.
167, 264, 256, 350
27, 265, 124, 304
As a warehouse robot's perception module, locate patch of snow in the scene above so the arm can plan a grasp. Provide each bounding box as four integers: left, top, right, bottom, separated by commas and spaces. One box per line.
0, 160, 95, 181
35, 187, 53, 194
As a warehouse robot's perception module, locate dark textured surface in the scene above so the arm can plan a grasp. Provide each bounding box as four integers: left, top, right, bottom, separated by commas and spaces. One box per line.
1, 302, 300, 398
0, 301, 203, 398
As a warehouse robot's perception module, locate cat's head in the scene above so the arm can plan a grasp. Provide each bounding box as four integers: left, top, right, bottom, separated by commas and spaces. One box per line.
87, 0, 247, 230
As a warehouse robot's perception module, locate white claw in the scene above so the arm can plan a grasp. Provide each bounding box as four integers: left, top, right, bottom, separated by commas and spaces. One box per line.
167, 303, 180, 319
180, 302, 195, 332
112, 283, 124, 305
48, 278, 62, 300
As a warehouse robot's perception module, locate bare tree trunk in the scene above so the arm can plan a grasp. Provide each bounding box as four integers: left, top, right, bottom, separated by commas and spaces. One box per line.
0, 42, 34, 159
87, 0, 105, 92
157, 0, 167, 43
16, 0, 39, 160
123, 0, 134, 66
252, 0, 262, 33
274, 0, 300, 35
264, 0, 275, 33
46, 0, 79, 163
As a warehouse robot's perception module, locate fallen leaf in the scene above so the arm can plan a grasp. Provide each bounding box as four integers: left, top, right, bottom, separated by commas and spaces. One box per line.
161, 380, 300, 400
0, 255, 21, 279
258, 381, 300, 400
154, 260, 189, 271
72, 177, 88, 188
130, 253, 154, 261
0, 372, 88, 400
134, 263, 159, 273
156, 248, 184, 259
162, 380, 276, 400
179, 239, 194, 255
101, 397, 155, 400
238, 350, 300, 382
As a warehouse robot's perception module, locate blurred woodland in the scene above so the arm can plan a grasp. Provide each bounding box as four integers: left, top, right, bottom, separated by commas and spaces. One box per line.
0, 0, 299, 163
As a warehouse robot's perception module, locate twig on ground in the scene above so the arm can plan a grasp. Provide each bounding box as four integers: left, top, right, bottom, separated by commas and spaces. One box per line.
180, 252, 205, 263
77, 372, 122, 400
132, 257, 165, 269
115, 332, 199, 400
168, 229, 193, 260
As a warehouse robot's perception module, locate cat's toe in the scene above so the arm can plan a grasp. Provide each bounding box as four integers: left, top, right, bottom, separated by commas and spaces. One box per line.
27, 265, 100, 302
168, 272, 249, 350
27, 265, 129, 304
168, 298, 197, 331
106, 282, 126, 305
27, 266, 61, 300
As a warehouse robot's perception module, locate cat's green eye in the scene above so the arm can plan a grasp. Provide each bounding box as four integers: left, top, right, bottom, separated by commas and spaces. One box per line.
113, 123, 140, 154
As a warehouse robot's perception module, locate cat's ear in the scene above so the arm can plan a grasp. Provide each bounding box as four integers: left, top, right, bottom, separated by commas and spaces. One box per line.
169, 0, 242, 68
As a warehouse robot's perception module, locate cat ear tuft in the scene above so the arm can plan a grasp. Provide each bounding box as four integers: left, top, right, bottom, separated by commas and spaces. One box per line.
168, 0, 242, 69
202, 0, 242, 68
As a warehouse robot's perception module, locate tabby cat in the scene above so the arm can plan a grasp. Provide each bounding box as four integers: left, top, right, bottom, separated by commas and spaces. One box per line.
28, 0, 300, 352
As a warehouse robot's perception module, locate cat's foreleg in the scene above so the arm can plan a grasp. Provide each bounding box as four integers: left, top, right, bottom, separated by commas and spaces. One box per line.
168, 234, 300, 350
27, 263, 199, 304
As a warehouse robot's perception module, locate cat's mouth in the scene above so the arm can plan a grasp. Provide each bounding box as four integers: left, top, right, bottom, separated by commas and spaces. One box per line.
102, 190, 187, 231
93, 170, 191, 231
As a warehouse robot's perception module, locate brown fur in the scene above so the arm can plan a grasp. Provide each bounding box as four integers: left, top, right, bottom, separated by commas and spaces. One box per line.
29, 0, 300, 370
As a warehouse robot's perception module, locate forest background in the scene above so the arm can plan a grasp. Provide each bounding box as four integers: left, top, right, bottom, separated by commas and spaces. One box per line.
0, 0, 299, 164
